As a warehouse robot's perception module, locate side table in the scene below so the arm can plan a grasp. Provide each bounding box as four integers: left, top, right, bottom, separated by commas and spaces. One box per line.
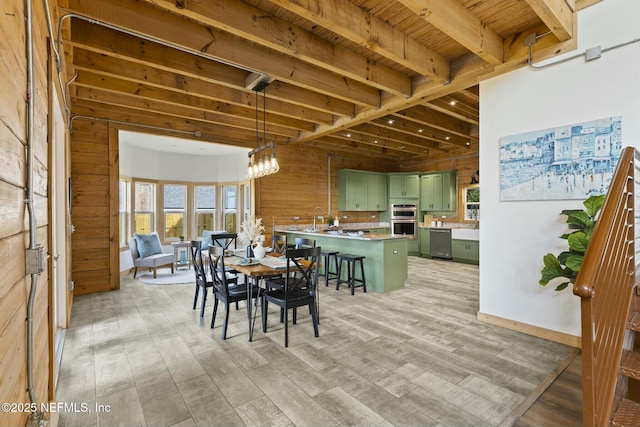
172, 241, 192, 270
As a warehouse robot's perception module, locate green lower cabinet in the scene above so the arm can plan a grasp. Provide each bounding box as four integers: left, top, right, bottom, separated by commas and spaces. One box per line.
452, 239, 479, 264
419, 228, 430, 257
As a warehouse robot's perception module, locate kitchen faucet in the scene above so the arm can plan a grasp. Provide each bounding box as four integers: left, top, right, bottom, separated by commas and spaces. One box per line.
313, 207, 324, 231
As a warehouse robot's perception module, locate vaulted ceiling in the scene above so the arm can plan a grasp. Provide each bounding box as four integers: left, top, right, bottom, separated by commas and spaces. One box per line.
57, 0, 594, 167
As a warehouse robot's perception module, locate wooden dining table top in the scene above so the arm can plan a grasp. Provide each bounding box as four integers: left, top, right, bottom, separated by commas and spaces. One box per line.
226, 254, 284, 277
226, 253, 310, 277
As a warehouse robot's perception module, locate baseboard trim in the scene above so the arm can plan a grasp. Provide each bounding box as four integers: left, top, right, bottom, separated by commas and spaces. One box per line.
477, 311, 581, 349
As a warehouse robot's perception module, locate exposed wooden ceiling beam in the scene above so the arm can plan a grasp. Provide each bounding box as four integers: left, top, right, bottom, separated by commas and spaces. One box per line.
62, 0, 380, 107
137, 0, 412, 97
67, 20, 357, 117
524, 0, 575, 41
396, 0, 504, 66
264, 0, 450, 81
72, 49, 335, 126
72, 85, 301, 139
73, 71, 313, 133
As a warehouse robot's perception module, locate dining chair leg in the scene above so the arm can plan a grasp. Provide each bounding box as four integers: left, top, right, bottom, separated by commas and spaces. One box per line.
284, 306, 289, 348
222, 303, 230, 340
309, 301, 319, 338
200, 288, 208, 317
193, 285, 200, 310
211, 298, 219, 329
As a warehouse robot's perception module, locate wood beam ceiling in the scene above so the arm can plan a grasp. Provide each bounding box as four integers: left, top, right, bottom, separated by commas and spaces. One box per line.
57, 0, 583, 164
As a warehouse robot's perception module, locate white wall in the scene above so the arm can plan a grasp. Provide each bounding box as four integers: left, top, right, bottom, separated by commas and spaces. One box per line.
119, 142, 249, 271
479, 0, 640, 338
119, 144, 249, 182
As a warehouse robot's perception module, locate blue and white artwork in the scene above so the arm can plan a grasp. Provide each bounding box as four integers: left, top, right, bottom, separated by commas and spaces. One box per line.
499, 116, 622, 201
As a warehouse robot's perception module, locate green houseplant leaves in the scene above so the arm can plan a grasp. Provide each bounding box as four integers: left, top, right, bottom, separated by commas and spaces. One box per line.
539, 194, 605, 291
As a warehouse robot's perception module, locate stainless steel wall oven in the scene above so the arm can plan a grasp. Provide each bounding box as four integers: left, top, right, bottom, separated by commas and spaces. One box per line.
391, 204, 417, 239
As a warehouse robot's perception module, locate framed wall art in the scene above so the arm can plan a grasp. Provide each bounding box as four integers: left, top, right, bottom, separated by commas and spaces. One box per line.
499, 116, 622, 201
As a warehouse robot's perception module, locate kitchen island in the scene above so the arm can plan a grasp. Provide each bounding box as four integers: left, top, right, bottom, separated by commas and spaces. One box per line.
274, 228, 408, 293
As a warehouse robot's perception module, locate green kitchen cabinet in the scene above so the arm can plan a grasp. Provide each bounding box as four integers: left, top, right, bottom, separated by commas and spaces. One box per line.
452, 239, 479, 264
420, 170, 457, 212
389, 174, 419, 198
420, 174, 443, 211
367, 173, 388, 210
338, 169, 388, 211
419, 228, 430, 257
441, 171, 457, 211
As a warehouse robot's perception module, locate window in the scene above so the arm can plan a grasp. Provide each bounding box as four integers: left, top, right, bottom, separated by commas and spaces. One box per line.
223, 185, 237, 233
164, 184, 186, 239
119, 180, 130, 245
195, 185, 216, 236
464, 187, 480, 221
134, 182, 155, 234
243, 184, 251, 223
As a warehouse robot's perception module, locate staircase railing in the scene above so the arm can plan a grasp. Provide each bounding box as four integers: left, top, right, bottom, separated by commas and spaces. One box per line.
573, 146, 640, 426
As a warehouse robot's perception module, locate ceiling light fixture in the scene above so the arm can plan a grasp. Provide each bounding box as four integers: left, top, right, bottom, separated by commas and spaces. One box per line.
247, 76, 279, 179
449, 100, 457, 106
388, 119, 394, 124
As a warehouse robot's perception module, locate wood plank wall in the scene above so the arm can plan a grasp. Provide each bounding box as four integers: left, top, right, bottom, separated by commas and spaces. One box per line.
0, 0, 52, 425
70, 119, 119, 294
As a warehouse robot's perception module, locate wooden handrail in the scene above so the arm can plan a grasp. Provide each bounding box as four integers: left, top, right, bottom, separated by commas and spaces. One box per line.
573, 146, 639, 426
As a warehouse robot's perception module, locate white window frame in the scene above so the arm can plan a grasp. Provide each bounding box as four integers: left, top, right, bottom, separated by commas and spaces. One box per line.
162, 183, 187, 241
133, 180, 156, 235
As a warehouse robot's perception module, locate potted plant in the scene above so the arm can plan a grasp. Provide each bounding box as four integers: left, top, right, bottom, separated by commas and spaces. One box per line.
238, 216, 265, 258
179, 235, 185, 241
539, 194, 605, 291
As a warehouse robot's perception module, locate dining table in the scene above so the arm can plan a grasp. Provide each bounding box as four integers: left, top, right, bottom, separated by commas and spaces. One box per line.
225, 252, 290, 341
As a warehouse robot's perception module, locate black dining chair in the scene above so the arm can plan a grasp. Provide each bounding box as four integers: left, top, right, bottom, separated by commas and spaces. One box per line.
262, 246, 320, 347
294, 237, 316, 249
190, 241, 213, 317
207, 245, 259, 339
271, 234, 287, 254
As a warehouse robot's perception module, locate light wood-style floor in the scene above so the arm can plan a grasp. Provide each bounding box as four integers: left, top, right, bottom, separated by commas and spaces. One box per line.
57, 257, 578, 427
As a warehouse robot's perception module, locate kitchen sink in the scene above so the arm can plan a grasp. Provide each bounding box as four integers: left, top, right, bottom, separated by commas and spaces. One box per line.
451, 228, 479, 240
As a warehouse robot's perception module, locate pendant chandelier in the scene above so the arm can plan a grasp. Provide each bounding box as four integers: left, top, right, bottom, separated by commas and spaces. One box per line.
247, 81, 279, 179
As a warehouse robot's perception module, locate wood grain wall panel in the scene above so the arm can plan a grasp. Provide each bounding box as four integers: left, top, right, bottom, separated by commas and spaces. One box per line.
0, 0, 58, 422
0, 123, 27, 187
70, 119, 115, 295
0, 182, 28, 240
0, 10, 27, 142
72, 216, 110, 229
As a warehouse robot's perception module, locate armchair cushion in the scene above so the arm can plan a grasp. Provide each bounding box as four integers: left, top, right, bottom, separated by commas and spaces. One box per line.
134, 232, 164, 258
201, 230, 214, 250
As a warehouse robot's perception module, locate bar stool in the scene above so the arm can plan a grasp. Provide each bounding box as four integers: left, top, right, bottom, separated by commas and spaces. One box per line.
319, 250, 340, 287
336, 254, 367, 295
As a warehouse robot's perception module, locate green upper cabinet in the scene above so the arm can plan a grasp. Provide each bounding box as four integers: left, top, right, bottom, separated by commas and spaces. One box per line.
338, 169, 388, 211
367, 173, 388, 211
420, 170, 457, 212
389, 174, 419, 198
